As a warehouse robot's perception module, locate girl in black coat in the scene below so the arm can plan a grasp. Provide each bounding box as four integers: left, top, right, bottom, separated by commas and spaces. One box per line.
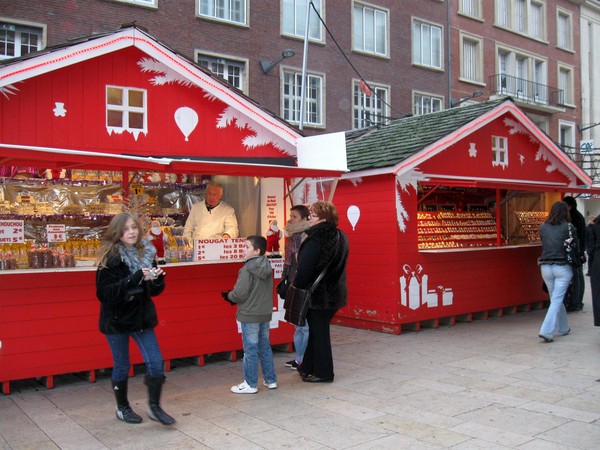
96, 212, 174, 425
294, 201, 349, 383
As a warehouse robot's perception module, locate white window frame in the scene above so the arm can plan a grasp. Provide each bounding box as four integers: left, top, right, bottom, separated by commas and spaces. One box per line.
0, 19, 45, 60
197, 0, 247, 26
459, 0, 482, 20
413, 91, 443, 116
352, 2, 389, 57
282, 68, 324, 127
352, 80, 390, 129
496, 44, 548, 103
557, 64, 574, 107
493, 0, 547, 41
459, 32, 484, 84
113, 0, 158, 8
282, 0, 324, 42
195, 51, 248, 94
556, 7, 573, 52
106, 86, 148, 135
558, 120, 576, 149
491, 135, 509, 168
412, 18, 443, 70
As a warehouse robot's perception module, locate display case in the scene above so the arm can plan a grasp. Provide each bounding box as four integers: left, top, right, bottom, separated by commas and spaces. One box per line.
417, 211, 498, 249
514, 211, 548, 243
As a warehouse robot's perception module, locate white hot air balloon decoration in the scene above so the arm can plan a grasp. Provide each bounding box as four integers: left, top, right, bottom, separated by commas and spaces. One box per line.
347, 205, 360, 230
174, 107, 199, 141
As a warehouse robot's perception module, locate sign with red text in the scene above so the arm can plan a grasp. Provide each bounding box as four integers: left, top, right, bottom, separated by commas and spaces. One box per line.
46, 224, 67, 243
193, 238, 247, 261
270, 258, 284, 279
0, 220, 24, 243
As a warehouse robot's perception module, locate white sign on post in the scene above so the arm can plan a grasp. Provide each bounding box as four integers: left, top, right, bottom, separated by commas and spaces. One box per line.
193, 238, 246, 261
46, 224, 67, 242
0, 220, 25, 243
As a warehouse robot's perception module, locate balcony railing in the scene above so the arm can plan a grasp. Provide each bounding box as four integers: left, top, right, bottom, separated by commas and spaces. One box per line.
489, 74, 564, 108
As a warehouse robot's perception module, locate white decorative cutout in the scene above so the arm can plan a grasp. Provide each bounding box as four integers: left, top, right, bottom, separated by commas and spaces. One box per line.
0, 84, 19, 99
347, 205, 360, 230
174, 107, 198, 141
400, 264, 454, 310
468, 142, 477, 157
519, 153, 525, 165
53, 102, 67, 117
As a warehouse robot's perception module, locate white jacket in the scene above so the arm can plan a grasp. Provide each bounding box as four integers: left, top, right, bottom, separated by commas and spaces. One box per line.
183, 201, 239, 241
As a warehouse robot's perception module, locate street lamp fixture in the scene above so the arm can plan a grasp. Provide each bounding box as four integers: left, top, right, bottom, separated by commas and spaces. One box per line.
577, 122, 600, 133
260, 49, 296, 74
450, 90, 484, 108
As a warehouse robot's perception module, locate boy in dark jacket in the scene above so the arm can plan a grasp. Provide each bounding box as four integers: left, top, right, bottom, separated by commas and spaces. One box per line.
222, 235, 277, 393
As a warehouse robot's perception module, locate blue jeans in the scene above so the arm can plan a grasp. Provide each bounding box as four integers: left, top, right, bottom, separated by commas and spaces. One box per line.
241, 322, 277, 388
540, 264, 572, 338
294, 323, 309, 363
105, 329, 164, 381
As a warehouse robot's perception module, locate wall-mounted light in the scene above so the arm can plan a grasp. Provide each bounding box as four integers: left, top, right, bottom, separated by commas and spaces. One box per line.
578, 122, 600, 132
450, 90, 484, 108
260, 49, 296, 74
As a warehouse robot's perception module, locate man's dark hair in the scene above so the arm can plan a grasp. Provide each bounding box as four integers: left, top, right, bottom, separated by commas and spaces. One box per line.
563, 196, 578, 210
246, 235, 267, 255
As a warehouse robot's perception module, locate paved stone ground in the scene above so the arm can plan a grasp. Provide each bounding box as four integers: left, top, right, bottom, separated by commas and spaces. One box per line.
2, 282, 600, 449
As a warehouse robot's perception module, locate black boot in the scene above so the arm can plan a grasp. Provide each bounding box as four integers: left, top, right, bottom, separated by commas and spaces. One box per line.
144, 375, 176, 425
112, 380, 142, 424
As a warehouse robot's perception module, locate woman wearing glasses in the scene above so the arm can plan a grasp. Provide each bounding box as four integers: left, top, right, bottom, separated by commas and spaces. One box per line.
293, 201, 349, 383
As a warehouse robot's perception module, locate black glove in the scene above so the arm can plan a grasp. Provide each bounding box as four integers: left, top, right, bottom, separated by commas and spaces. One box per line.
221, 291, 235, 305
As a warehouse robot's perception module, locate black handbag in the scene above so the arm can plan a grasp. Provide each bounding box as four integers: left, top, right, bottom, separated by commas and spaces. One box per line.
565, 225, 583, 268
276, 275, 289, 298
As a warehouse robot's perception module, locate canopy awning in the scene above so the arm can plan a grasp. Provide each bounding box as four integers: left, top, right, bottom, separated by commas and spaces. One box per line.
0, 143, 344, 179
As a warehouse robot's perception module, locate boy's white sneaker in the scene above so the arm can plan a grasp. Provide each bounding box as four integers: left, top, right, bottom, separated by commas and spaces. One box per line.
263, 380, 278, 389
231, 381, 258, 394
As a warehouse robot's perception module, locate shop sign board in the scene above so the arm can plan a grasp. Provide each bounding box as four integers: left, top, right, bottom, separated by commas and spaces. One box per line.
580, 140, 594, 153
0, 220, 24, 243
46, 224, 67, 243
193, 238, 246, 261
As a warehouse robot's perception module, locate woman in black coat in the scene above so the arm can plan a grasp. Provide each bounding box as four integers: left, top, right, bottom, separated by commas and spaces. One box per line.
585, 215, 600, 326
294, 201, 349, 383
96, 212, 174, 425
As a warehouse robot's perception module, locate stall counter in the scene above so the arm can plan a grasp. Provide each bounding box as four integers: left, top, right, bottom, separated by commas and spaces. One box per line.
0, 261, 293, 394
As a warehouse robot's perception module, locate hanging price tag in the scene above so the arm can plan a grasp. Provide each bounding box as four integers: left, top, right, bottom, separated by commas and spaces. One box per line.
46, 224, 67, 242
131, 184, 144, 195
0, 220, 25, 243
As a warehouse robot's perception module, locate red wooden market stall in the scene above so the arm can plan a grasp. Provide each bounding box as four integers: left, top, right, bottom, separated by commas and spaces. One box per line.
0, 26, 345, 394
292, 100, 599, 334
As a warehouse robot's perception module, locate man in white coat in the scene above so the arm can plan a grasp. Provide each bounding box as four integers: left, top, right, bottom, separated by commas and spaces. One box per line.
183, 182, 239, 242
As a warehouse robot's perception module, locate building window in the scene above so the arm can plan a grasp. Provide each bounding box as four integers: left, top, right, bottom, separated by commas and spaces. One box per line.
491, 135, 508, 168
460, 33, 483, 83
282, 70, 323, 126
0, 21, 44, 60
352, 3, 388, 57
558, 65, 574, 106
196, 53, 246, 92
556, 8, 573, 51
459, 0, 482, 19
352, 80, 389, 129
558, 121, 575, 149
412, 19, 442, 70
282, 0, 323, 41
198, 0, 246, 25
114, 0, 158, 7
497, 46, 547, 103
106, 86, 147, 133
494, 0, 546, 41
413, 92, 443, 116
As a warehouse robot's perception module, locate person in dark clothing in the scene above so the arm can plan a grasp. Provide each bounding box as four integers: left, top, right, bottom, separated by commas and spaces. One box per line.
96, 212, 175, 425
293, 201, 349, 383
563, 196, 586, 311
585, 215, 600, 326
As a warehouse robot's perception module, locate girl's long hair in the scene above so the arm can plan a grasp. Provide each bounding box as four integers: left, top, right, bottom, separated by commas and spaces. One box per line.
545, 201, 571, 225
97, 212, 145, 268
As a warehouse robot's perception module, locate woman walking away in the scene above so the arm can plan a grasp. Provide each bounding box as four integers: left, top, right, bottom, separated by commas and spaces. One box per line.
538, 201, 574, 343
96, 212, 175, 425
294, 201, 349, 383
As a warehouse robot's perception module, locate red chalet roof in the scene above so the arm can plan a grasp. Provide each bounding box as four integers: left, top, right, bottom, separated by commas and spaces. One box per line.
0, 26, 343, 178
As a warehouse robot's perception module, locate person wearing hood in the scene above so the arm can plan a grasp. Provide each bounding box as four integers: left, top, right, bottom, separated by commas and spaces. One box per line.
222, 235, 277, 394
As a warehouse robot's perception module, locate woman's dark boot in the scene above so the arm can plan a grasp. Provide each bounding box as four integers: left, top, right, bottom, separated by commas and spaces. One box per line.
112, 379, 142, 424
144, 375, 176, 425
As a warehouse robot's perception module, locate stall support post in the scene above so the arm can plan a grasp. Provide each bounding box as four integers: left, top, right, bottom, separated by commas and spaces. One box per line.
495, 189, 502, 246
